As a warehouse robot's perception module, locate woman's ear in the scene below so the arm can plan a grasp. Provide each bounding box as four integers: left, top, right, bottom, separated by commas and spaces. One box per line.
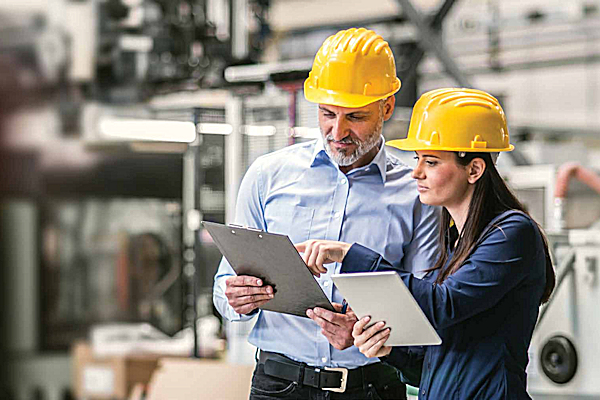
467, 157, 486, 184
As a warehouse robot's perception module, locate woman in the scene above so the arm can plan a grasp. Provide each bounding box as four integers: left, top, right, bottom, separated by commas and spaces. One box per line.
296, 88, 555, 400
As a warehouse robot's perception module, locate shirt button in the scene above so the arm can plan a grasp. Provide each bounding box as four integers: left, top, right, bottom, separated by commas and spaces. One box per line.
334, 211, 341, 218
323, 281, 329, 287
340, 178, 347, 184
321, 357, 327, 363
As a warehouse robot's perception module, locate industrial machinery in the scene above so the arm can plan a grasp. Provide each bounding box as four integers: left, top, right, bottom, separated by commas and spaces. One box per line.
507, 163, 600, 399
527, 228, 600, 399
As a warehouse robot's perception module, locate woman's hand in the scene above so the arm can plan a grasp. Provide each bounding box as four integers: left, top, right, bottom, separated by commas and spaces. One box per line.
352, 316, 392, 358
295, 240, 352, 277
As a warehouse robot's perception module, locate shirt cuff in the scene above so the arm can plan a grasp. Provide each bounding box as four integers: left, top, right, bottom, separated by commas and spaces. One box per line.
341, 243, 383, 273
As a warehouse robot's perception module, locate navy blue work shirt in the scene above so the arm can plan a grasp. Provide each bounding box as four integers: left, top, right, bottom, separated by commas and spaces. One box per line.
341, 210, 547, 399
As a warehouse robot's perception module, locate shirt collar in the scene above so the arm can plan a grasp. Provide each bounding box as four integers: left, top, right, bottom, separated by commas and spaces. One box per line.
370, 138, 388, 183
310, 137, 327, 166
310, 136, 388, 183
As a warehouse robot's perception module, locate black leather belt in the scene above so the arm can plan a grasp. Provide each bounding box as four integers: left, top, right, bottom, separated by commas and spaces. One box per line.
258, 350, 399, 393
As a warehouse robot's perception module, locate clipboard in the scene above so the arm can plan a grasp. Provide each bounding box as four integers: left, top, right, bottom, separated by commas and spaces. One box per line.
331, 271, 442, 346
202, 221, 335, 318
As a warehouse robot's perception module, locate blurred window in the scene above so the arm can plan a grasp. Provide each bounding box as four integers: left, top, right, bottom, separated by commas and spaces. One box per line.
40, 199, 183, 350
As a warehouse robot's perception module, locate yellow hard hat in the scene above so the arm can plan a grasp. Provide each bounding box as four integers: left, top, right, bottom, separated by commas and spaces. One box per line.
387, 88, 514, 153
304, 28, 401, 108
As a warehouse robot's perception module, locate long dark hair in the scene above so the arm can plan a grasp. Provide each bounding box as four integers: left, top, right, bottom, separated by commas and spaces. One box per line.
430, 152, 555, 305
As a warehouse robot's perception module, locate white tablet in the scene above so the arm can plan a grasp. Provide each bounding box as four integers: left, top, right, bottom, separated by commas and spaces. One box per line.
331, 271, 442, 346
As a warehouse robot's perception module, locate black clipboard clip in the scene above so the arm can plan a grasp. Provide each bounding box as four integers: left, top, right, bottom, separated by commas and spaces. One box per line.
228, 223, 263, 232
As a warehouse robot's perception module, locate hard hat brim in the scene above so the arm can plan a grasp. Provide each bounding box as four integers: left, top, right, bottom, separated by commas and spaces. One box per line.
304, 78, 401, 109
386, 138, 515, 153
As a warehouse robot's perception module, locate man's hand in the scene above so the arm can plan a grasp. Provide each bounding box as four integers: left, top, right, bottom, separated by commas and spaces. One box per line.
295, 240, 352, 277
352, 316, 392, 358
225, 275, 274, 315
306, 303, 358, 350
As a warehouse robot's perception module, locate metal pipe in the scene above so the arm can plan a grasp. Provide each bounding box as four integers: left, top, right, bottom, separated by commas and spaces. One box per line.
225, 97, 244, 223
536, 248, 576, 329
182, 143, 199, 357
555, 162, 600, 198
554, 163, 600, 231
430, 0, 458, 29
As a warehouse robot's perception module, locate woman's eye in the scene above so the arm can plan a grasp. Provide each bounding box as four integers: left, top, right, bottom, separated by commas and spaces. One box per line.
426, 160, 437, 166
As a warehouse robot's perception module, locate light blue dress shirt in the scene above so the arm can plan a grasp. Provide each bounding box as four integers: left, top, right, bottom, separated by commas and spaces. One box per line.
213, 137, 440, 369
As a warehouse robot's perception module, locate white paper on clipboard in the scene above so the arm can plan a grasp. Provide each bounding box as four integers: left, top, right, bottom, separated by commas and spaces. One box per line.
202, 221, 335, 318
332, 271, 442, 346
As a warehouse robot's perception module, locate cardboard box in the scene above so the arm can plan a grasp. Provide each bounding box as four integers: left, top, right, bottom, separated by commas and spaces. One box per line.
72, 341, 160, 400
146, 358, 254, 400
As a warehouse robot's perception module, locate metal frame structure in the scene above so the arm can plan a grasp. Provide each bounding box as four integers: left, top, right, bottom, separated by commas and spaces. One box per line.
395, 0, 471, 88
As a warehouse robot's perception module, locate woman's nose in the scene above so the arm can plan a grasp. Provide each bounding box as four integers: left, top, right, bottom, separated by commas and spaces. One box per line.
412, 163, 424, 179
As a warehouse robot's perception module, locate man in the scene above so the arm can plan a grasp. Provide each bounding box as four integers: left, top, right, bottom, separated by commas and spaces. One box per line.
213, 27, 440, 399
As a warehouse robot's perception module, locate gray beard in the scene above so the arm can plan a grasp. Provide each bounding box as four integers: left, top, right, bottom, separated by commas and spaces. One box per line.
322, 117, 384, 167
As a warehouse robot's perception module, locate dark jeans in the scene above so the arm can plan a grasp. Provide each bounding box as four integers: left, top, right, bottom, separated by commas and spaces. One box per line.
249, 363, 407, 400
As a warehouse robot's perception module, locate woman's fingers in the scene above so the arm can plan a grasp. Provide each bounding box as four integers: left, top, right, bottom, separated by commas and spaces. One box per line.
307, 242, 327, 271
353, 319, 388, 346
360, 325, 390, 351
306, 241, 327, 276
295, 241, 307, 253
363, 335, 390, 358
352, 318, 391, 358
352, 316, 371, 340
297, 240, 328, 275
295, 240, 351, 275
316, 249, 332, 270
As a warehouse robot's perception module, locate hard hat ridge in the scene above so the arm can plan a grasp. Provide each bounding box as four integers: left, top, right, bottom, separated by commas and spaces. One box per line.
386, 88, 514, 153
304, 28, 401, 108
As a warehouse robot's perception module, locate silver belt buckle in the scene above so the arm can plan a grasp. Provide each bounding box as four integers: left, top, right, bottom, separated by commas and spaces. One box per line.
322, 367, 348, 393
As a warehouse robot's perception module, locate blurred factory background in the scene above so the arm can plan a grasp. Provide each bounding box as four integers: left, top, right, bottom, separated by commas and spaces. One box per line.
1, 0, 600, 399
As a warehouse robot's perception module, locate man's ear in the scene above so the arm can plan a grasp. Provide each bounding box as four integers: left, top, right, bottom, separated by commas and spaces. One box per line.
383, 95, 395, 121
467, 157, 486, 184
